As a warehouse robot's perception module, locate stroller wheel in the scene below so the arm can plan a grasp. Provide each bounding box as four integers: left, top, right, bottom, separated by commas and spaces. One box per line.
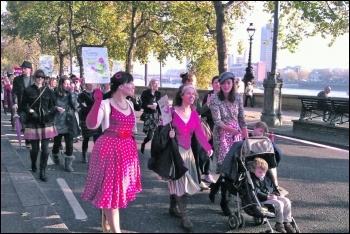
254, 216, 265, 225
228, 214, 239, 229
235, 212, 246, 228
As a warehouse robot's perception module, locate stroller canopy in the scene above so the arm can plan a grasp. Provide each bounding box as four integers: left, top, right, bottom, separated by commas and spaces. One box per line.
241, 136, 277, 169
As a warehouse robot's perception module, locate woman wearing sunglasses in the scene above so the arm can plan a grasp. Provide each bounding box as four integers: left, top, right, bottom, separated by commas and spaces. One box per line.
19, 69, 58, 182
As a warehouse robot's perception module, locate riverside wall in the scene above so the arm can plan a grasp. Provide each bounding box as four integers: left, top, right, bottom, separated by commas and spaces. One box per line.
135, 86, 312, 112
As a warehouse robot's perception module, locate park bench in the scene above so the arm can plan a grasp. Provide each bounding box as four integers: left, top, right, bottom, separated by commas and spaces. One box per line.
299, 96, 349, 125
330, 98, 349, 124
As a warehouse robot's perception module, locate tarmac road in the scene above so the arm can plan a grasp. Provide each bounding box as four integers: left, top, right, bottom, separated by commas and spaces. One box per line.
1, 108, 349, 233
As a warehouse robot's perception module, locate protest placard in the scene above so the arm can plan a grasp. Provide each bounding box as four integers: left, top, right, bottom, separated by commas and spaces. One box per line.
158, 95, 172, 126
82, 47, 110, 83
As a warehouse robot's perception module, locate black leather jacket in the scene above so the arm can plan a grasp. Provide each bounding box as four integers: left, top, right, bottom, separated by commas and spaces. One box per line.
12, 74, 34, 106
140, 89, 161, 114
19, 84, 56, 126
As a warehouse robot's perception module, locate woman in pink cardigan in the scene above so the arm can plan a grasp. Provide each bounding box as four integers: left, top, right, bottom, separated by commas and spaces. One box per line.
168, 84, 213, 232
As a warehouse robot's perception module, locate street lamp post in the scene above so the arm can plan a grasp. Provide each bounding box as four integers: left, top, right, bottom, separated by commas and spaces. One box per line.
243, 23, 256, 88
260, 1, 283, 127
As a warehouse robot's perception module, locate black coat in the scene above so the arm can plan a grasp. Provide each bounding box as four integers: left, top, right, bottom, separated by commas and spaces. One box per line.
149, 123, 188, 180
140, 89, 161, 114
19, 84, 56, 127
250, 172, 278, 202
12, 74, 34, 106
77, 90, 102, 138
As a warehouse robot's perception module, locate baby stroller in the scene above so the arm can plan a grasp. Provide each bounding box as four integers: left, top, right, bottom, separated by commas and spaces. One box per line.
220, 136, 300, 233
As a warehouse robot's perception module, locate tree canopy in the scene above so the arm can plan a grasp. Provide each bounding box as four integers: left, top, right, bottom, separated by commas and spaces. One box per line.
1, 1, 348, 88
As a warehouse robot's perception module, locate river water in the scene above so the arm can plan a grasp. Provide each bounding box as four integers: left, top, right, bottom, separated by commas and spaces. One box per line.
254, 87, 349, 98
134, 79, 349, 98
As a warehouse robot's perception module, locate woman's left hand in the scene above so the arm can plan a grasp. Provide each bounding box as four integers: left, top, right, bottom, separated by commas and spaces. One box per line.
207, 149, 213, 157
169, 128, 175, 138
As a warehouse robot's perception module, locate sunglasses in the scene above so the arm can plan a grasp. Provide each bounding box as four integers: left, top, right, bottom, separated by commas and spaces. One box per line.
36, 76, 45, 79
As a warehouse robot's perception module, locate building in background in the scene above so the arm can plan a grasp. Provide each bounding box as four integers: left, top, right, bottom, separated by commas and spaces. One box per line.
260, 23, 274, 73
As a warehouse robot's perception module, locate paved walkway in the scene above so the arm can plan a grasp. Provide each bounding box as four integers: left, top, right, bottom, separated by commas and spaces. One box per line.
1, 106, 348, 233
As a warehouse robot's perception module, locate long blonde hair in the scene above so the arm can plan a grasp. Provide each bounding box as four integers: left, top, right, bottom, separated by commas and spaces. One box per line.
148, 79, 158, 89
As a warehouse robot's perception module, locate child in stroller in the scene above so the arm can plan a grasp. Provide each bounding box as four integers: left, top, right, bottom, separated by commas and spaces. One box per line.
220, 136, 300, 233
250, 157, 297, 233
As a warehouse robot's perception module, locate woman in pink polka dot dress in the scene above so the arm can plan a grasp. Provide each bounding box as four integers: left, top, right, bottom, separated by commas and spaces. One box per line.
82, 72, 141, 233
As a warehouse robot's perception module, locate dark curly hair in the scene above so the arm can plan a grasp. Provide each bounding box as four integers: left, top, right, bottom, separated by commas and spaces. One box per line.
110, 71, 134, 93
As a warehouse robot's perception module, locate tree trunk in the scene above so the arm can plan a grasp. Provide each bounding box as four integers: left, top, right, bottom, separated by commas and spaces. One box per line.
213, 2, 228, 74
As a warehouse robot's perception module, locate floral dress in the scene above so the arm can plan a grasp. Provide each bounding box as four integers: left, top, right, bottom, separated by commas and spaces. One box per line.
210, 93, 247, 167
82, 104, 142, 209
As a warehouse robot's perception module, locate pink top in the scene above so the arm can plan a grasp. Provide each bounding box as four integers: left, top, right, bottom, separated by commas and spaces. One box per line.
171, 109, 212, 152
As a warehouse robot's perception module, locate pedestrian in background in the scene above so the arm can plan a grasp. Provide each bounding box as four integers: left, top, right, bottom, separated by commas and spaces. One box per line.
317, 85, 331, 121
235, 77, 245, 97
199, 75, 221, 184
101, 83, 111, 95
48, 77, 58, 91
71, 76, 83, 142
82, 71, 141, 233
51, 76, 80, 172
140, 79, 161, 154
244, 81, 254, 107
3, 74, 15, 130
12, 61, 34, 148
19, 69, 57, 182
208, 71, 248, 216
166, 84, 213, 232
77, 83, 102, 163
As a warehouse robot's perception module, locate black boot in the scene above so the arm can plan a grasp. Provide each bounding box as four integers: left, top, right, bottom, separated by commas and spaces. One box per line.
39, 170, 48, 182
209, 176, 223, 203
30, 150, 38, 172
169, 195, 181, 218
220, 183, 232, 216
175, 195, 193, 232
39, 153, 49, 182
140, 142, 145, 154
82, 151, 88, 163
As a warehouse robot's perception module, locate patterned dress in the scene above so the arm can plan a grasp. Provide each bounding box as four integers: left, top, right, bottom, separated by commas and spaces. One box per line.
82, 104, 142, 209
210, 93, 247, 168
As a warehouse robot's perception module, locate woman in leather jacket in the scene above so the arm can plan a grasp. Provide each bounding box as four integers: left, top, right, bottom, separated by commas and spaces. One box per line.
140, 79, 161, 154
19, 69, 58, 182
51, 76, 79, 172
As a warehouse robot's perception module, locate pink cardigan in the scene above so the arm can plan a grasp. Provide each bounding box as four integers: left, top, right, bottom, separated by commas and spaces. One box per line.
171, 109, 212, 152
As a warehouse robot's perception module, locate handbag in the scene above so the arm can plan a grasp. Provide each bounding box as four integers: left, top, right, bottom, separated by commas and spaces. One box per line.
200, 117, 212, 140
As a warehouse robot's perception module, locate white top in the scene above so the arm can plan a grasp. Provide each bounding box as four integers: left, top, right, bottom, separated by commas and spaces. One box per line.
89, 99, 137, 133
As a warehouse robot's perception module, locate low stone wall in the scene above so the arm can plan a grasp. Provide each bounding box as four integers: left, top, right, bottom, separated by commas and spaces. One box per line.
292, 120, 349, 146
135, 86, 307, 112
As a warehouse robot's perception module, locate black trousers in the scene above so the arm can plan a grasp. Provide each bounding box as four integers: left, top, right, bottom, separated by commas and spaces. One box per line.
244, 95, 254, 107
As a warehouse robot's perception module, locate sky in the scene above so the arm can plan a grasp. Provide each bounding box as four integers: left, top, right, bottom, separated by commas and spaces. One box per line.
2, 1, 349, 72
231, 2, 349, 70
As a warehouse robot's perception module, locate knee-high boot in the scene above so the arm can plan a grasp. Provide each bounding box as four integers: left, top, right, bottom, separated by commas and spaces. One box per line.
82, 151, 88, 163
175, 195, 193, 232
39, 153, 49, 182
30, 150, 38, 172
220, 182, 232, 216
64, 155, 75, 172
209, 175, 224, 203
169, 194, 181, 218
